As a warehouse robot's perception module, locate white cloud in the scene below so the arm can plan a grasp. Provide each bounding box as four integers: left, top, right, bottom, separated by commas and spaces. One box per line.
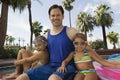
7, 8, 30, 46
8, 8, 29, 31
107, 0, 120, 6
115, 23, 120, 26
83, 3, 96, 13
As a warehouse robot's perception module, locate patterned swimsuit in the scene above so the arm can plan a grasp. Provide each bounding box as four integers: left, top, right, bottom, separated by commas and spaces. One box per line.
74, 49, 96, 75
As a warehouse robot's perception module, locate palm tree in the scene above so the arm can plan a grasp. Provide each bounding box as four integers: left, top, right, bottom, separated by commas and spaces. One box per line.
32, 21, 43, 37
107, 31, 119, 49
8, 36, 15, 46
5, 35, 15, 46
5, 35, 9, 45
43, 29, 50, 35
88, 33, 93, 42
62, 0, 74, 28
0, 0, 42, 49
27, 0, 42, 49
94, 4, 113, 49
76, 12, 94, 40
27, 0, 33, 49
0, 0, 28, 47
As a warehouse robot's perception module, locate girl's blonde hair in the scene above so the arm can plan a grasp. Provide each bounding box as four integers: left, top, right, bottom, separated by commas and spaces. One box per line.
73, 33, 87, 41
33, 35, 47, 43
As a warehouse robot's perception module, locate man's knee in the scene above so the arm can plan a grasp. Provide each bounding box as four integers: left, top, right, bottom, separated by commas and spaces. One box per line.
48, 74, 62, 80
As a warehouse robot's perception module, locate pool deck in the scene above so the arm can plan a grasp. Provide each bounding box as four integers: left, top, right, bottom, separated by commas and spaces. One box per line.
0, 59, 16, 80
0, 59, 15, 65
0, 55, 108, 80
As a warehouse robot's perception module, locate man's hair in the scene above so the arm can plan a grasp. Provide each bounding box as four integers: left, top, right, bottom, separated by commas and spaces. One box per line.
48, 4, 64, 15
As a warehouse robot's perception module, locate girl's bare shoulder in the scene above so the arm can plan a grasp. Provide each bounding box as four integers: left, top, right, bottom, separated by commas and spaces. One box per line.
37, 51, 48, 56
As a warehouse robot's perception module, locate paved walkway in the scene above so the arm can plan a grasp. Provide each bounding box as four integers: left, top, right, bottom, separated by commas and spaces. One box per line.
0, 59, 16, 66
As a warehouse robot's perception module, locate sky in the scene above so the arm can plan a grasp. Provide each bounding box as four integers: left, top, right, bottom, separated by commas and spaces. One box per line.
0, 0, 120, 48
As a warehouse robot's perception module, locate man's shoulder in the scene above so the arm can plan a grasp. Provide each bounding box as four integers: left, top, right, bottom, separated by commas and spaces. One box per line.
66, 27, 79, 34
66, 27, 79, 40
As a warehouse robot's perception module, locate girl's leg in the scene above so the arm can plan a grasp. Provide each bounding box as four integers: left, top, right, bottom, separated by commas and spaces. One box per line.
84, 72, 98, 80
74, 73, 84, 80
16, 73, 30, 80
4, 50, 24, 79
19, 49, 32, 72
48, 74, 62, 80
15, 49, 24, 74
13, 49, 31, 74
4, 49, 32, 79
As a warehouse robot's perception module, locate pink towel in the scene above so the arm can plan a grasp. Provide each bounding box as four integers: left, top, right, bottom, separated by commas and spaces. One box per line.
93, 62, 120, 80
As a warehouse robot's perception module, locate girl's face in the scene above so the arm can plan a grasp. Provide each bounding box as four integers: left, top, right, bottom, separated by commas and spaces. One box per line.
34, 42, 46, 51
73, 37, 86, 52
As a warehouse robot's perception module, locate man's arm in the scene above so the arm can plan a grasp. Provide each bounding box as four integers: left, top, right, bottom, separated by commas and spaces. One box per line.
67, 27, 79, 41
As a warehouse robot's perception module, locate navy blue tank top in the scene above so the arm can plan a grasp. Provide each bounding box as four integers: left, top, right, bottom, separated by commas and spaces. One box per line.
48, 26, 74, 66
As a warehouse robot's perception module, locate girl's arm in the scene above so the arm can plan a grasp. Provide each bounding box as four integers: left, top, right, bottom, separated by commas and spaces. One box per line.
86, 46, 120, 68
15, 51, 43, 65
57, 52, 74, 73
62, 52, 74, 67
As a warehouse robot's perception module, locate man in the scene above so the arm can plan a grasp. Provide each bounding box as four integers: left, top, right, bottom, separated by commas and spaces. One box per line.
16, 4, 79, 80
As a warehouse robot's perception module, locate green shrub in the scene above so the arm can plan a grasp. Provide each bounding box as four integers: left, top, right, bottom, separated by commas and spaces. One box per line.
89, 39, 106, 50
0, 46, 19, 59
0, 46, 6, 58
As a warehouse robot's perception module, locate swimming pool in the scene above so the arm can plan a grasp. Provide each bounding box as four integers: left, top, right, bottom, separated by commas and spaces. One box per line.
0, 67, 15, 73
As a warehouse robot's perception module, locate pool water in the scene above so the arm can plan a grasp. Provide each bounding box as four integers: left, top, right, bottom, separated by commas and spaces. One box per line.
0, 67, 15, 73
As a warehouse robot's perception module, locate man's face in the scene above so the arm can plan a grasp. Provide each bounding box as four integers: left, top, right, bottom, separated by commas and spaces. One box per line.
49, 8, 64, 27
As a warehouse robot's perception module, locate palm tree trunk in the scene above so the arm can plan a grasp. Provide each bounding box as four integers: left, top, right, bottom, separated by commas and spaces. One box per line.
0, 2, 8, 47
28, 3, 33, 49
85, 31, 87, 41
69, 11, 72, 28
102, 25, 108, 49
113, 43, 116, 49
84, 24, 87, 41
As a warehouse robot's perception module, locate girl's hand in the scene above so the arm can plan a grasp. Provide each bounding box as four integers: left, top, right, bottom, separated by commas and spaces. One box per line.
57, 66, 67, 73
31, 62, 37, 68
14, 61, 17, 65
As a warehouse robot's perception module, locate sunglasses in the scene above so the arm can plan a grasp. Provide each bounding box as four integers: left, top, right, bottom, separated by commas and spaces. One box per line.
33, 38, 45, 44
73, 41, 85, 46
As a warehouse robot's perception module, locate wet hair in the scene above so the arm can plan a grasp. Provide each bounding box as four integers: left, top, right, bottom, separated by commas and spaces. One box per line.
48, 4, 64, 15
33, 36, 47, 44
73, 33, 87, 41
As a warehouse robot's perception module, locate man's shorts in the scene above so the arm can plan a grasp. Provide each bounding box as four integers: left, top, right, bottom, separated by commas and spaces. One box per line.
27, 64, 76, 80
